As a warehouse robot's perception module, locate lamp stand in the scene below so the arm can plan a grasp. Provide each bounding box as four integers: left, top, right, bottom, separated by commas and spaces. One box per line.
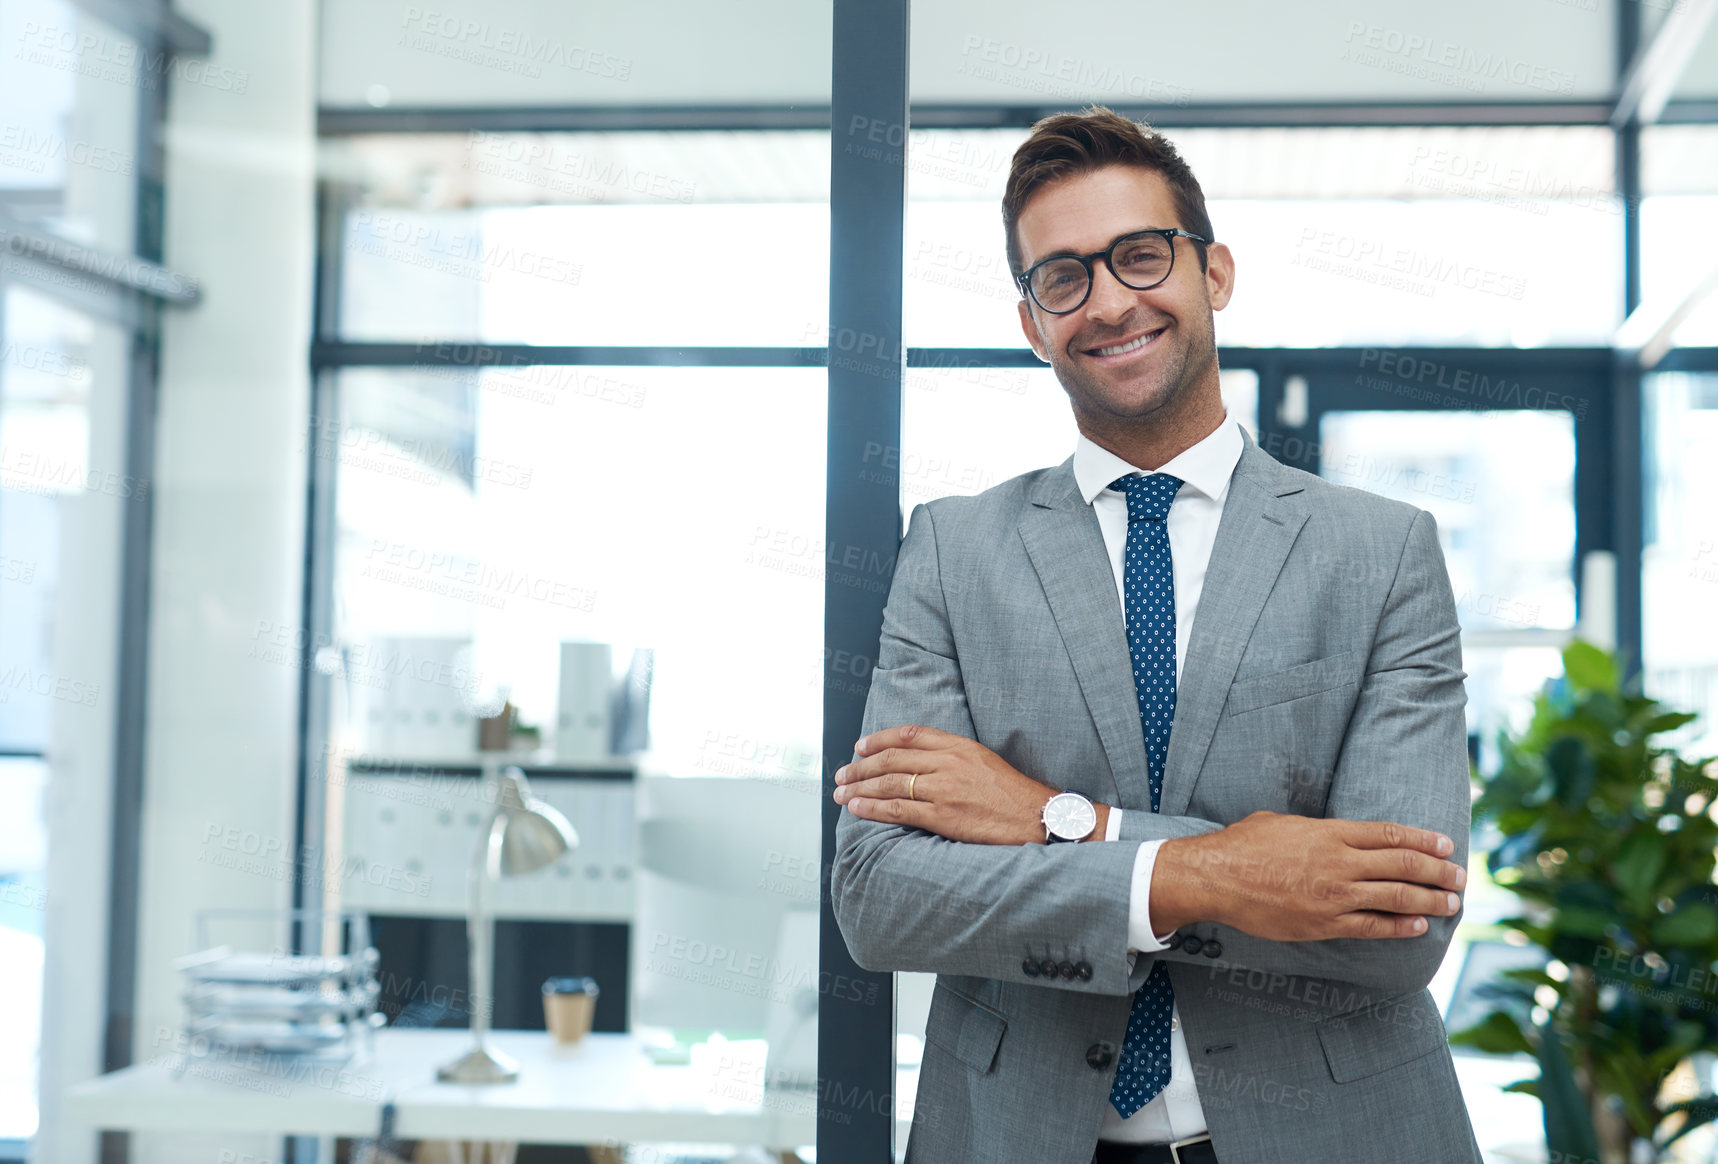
438, 808, 513, 1083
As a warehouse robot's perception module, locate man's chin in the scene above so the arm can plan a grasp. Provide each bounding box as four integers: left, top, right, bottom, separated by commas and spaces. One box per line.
1072, 377, 1178, 421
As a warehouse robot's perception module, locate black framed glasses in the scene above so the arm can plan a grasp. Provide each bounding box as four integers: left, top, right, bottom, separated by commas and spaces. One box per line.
1016, 227, 1209, 315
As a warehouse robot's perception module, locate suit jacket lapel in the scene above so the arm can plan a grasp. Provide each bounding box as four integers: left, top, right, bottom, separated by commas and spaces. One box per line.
1016, 433, 1310, 817
1160, 430, 1309, 816
1017, 458, 1143, 809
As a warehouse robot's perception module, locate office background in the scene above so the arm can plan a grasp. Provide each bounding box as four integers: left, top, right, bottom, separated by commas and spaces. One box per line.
0, 0, 1715, 1160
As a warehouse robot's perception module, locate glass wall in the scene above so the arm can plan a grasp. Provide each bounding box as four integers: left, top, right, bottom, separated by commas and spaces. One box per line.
312, 105, 835, 1162
0, 0, 143, 1147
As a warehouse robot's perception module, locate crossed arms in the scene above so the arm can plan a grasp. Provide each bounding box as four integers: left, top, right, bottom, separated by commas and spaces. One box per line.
829, 502, 1472, 1000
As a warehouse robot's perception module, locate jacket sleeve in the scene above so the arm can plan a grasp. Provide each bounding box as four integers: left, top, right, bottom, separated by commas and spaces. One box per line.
1147, 507, 1472, 999
832, 501, 1170, 996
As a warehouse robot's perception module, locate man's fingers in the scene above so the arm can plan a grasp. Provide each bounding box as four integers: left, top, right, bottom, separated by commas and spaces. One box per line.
836, 747, 932, 787
1340, 819, 1453, 857
1342, 881, 1463, 919
1327, 911, 1430, 939
1347, 847, 1466, 891
834, 773, 920, 805
844, 794, 934, 830
854, 724, 956, 757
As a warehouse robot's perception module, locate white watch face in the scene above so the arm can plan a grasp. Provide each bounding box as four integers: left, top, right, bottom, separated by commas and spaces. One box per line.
1044, 793, 1097, 841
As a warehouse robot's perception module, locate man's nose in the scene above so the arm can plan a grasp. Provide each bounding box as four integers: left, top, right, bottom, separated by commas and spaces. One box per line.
1084, 261, 1136, 321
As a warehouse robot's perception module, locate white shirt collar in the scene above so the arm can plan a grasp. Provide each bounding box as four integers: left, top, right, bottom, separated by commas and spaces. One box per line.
1073, 413, 1245, 507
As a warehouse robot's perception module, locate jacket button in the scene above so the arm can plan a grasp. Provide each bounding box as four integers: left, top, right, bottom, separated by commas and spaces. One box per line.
1203, 939, 1223, 958
1058, 961, 1077, 980
1075, 961, 1093, 981
1162, 933, 1182, 950
1040, 959, 1060, 979
1086, 1042, 1116, 1070
1022, 959, 1040, 977
1180, 935, 1204, 956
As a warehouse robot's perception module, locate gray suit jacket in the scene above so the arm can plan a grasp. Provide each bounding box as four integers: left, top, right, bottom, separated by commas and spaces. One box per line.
832, 428, 1482, 1163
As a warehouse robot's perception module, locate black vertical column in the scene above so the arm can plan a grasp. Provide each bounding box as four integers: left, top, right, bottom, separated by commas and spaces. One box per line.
1614, 0, 1645, 680
820, 0, 908, 1159
100, 17, 173, 1164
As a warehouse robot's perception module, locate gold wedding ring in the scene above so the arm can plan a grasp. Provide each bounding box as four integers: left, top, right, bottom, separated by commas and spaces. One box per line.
908, 773, 917, 801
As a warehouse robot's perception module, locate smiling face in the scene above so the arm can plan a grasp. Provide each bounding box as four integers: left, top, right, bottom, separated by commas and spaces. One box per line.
1015, 165, 1235, 448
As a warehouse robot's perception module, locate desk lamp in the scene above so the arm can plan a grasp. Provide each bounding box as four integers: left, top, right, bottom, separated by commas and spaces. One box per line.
438, 765, 578, 1084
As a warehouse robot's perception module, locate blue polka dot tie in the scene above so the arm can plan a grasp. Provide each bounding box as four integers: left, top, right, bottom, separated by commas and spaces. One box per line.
1108, 472, 1183, 1118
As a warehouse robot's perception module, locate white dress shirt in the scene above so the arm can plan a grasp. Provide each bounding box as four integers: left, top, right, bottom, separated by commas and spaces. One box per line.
1074, 413, 1245, 1144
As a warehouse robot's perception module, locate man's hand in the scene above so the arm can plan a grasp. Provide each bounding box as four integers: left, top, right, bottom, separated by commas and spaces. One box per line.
834, 724, 1105, 845
1153, 811, 1467, 941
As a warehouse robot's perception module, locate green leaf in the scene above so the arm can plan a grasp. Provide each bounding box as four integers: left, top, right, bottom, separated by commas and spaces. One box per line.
1503, 1078, 1542, 1098
1643, 711, 1699, 736
1563, 641, 1618, 693
1536, 1021, 1603, 1163
1546, 736, 1597, 813
1499, 968, 1564, 990
1612, 830, 1668, 912
1553, 905, 1620, 940
1652, 905, 1718, 948
1450, 1011, 1534, 1056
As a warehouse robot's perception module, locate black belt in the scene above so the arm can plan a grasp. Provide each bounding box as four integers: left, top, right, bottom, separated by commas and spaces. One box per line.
1093, 1134, 1218, 1164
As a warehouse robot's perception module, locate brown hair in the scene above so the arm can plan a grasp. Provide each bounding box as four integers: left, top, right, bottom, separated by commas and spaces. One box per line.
1002, 106, 1213, 281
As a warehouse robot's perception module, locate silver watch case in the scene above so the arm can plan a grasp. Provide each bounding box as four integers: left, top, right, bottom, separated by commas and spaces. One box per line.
1042, 791, 1097, 843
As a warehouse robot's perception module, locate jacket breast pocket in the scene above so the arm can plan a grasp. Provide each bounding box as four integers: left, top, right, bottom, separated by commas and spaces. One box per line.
1315, 989, 1448, 1083
923, 981, 1007, 1074
1225, 650, 1359, 717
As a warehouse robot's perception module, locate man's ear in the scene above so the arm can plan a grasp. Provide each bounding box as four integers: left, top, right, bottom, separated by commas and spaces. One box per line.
1205, 242, 1236, 312
1017, 297, 1050, 362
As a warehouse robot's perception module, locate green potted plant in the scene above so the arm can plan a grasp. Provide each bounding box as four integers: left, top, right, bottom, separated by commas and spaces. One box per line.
1454, 640, 1718, 1164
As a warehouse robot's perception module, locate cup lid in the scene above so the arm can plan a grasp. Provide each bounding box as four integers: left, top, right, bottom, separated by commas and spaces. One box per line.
542, 976, 599, 997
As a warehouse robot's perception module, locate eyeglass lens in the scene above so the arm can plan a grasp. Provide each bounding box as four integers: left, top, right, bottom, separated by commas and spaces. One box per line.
1029, 232, 1176, 313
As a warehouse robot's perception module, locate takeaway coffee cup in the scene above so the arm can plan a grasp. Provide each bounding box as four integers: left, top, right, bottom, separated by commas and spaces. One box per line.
542, 976, 599, 1044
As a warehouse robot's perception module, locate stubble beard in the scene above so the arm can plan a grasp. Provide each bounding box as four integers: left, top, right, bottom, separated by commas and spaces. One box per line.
1048, 310, 1217, 438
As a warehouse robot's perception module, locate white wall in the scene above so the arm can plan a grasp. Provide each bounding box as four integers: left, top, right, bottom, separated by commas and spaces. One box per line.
126, 0, 317, 1159
318, 0, 1618, 109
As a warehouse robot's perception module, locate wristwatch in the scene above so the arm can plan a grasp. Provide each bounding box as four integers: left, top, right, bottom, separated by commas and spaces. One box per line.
1042, 791, 1098, 844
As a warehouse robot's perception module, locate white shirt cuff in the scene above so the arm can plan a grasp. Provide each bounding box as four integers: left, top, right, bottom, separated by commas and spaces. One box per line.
1126, 837, 1179, 953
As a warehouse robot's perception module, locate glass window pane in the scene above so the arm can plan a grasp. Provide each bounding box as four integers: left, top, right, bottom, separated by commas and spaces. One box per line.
0, 286, 124, 1146
0, 0, 138, 251
906, 126, 1622, 349
0, 759, 47, 1142
1644, 372, 1718, 758
1318, 410, 1576, 742
0, 286, 96, 753
1319, 410, 1576, 633
1642, 127, 1718, 348
900, 365, 1259, 516
327, 366, 825, 770
332, 131, 830, 346
318, 366, 828, 1069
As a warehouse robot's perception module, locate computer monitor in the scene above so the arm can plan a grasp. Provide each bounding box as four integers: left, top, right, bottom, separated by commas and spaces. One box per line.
629, 772, 821, 1048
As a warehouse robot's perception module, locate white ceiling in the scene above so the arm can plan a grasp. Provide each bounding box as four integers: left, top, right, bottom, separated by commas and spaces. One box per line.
319, 0, 1634, 108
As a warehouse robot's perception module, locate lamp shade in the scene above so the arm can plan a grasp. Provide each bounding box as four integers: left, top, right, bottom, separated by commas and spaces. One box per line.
494, 766, 578, 876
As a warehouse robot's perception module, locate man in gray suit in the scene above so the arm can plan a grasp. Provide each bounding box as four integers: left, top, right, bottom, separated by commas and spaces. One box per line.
830, 108, 1482, 1164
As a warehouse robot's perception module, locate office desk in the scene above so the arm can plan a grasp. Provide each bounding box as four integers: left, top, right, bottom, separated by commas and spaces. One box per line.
64, 1029, 858, 1149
